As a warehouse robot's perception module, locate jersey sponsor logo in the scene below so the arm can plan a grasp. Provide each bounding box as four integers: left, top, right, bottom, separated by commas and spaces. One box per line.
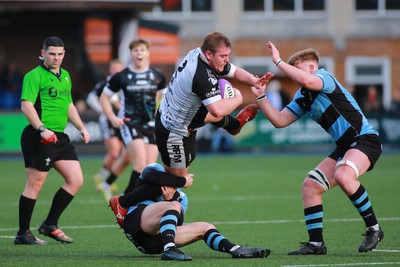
49, 87, 57, 97
59, 89, 71, 96
127, 84, 156, 91
209, 77, 218, 86
206, 87, 219, 98
136, 80, 148, 85
171, 144, 182, 163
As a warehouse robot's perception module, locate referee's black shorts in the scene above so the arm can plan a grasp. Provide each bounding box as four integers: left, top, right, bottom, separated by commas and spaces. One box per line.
21, 125, 78, 172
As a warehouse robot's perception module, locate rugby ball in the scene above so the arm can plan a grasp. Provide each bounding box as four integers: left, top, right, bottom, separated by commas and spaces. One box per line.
218, 79, 235, 99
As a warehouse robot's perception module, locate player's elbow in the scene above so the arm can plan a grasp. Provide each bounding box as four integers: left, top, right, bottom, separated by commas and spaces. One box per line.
269, 117, 286, 128
270, 120, 284, 128
20, 100, 30, 114
207, 105, 225, 119
209, 109, 225, 119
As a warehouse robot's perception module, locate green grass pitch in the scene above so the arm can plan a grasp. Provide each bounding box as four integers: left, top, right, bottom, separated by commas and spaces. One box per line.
0, 153, 399, 267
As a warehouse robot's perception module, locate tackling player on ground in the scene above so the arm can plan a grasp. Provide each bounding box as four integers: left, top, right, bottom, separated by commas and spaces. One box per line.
109, 163, 271, 261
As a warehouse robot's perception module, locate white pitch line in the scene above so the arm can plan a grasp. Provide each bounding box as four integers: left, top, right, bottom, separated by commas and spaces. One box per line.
1, 217, 399, 233
0, 236, 15, 239
281, 262, 400, 267
373, 249, 400, 253
211, 216, 400, 225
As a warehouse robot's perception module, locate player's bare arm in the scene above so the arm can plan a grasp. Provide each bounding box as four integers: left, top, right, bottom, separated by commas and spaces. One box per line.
100, 92, 124, 128
251, 85, 296, 128
21, 100, 57, 141
266, 41, 323, 90
206, 88, 243, 118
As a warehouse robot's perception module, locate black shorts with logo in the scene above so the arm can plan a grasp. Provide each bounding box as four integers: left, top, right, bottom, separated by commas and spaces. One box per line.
119, 123, 156, 146
21, 125, 78, 172
329, 134, 382, 171
154, 112, 197, 169
123, 204, 164, 255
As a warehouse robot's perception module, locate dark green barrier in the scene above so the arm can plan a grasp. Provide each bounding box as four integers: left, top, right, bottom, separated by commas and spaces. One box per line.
0, 113, 27, 152
234, 113, 400, 148
1, 112, 399, 153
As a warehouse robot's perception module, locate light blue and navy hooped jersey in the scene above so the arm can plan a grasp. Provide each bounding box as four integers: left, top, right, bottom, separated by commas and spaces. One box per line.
286, 68, 378, 146
126, 189, 188, 216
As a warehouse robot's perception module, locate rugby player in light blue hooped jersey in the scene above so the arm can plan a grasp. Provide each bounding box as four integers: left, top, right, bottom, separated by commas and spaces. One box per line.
109, 163, 271, 261
251, 41, 383, 255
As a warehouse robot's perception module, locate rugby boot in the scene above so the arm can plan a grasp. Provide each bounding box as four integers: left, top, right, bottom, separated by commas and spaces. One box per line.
229, 103, 259, 135
14, 230, 47, 245
231, 246, 271, 258
38, 222, 73, 243
161, 247, 192, 261
109, 195, 127, 228
288, 242, 327, 255
359, 226, 384, 252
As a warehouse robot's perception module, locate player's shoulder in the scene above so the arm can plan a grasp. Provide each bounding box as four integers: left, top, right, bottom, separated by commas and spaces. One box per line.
60, 67, 71, 78
25, 65, 44, 75
314, 68, 332, 79
24, 65, 50, 81
117, 67, 130, 76
149, 66, 166, 77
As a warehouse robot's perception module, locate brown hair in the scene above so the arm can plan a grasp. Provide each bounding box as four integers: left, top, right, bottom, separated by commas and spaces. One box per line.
129, 39, 150, 50
200, 32, 231, 53
43, 36, 64, 50
288, 48, 319, 66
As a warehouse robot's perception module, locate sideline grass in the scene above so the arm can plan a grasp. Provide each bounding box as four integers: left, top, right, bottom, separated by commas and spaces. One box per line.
0, 153, 399, 267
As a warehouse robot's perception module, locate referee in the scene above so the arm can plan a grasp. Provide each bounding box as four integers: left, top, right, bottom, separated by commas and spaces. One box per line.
15, 36, 90, 245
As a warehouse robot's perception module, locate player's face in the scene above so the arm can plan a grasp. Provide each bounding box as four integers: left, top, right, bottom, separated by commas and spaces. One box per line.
42, 46, 65, 72
109, 62, 124, 75
131, 44, 149, 69
207, 45, 231, 73
295, 60, 316, 74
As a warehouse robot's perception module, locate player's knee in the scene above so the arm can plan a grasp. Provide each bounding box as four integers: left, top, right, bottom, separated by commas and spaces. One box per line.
168, 201, 182, 212
199, 222, 216, 236
302, 179, 316, 197
68, 175, 84, 189
302, 172, 329, 197
134, 162, 147, 173
109, 152, 119, 161
305, 168, 330, 192
334, 169, 348, 188
204, 222, 216, 231
335, 160, 359, 184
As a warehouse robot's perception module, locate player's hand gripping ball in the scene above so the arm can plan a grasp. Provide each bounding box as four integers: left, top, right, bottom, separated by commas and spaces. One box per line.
218, 79, 235, 99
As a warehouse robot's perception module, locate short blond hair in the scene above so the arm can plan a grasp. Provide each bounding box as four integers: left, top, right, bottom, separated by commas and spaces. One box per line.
288, 48, 319, 66
201, 32, 231, 54
129, 39, 150, 50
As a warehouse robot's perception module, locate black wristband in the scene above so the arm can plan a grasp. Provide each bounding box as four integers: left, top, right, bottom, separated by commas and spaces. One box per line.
257, 94, 266, 101
38, 125, 46, 132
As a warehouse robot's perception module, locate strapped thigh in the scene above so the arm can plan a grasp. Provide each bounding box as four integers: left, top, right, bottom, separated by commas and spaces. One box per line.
335, 159, 359, 178
307, 168, 330, 191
